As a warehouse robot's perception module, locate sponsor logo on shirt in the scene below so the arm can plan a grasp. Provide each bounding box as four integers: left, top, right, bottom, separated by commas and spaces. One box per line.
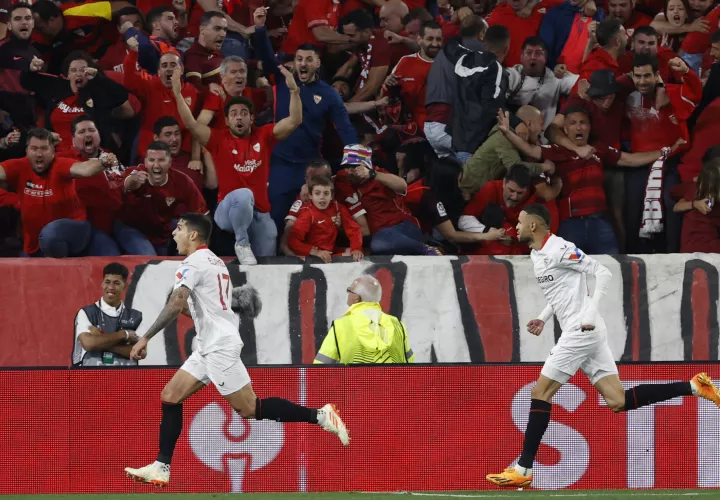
436, 202, 447, 218
318, 219, 326, 224
289, 200, 302, 213
567, 247, 584, 261
537, 275, 554, 284
57, 102, 84, 114
233, 160, 261, 173
176, 268, 189, 281
24, 181, 54, 197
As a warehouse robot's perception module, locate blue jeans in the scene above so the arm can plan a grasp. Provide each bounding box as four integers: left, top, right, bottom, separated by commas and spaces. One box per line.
113, 221, 168, 256
86, 227, 121, 256
214, 188, 277, 257
35, 218, 91, 257
371, 220, 426, 255
557, 215, 619, 255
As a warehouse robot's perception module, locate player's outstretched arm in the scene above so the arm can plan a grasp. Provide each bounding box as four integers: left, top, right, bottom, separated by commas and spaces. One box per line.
130, 286, 190, 359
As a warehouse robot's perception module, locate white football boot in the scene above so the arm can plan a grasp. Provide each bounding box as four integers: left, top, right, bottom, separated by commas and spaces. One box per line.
318, 403, 350, 446
125, 462, 170, 488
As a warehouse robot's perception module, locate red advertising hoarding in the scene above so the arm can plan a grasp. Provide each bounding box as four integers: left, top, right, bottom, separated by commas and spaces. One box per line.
1, 364, 719, 493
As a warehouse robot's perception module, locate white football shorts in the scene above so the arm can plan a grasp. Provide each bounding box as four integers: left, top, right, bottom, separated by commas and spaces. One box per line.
180, 346, 251, 396
540, 329, 619, 385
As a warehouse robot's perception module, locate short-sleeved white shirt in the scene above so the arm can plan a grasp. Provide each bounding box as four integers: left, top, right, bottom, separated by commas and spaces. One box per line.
174, 247, 242, 354
531, 234, 607, 335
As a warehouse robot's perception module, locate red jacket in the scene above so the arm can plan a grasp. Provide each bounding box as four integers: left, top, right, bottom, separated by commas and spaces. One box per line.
576, 47, 622, 92
288, 201, 363, 255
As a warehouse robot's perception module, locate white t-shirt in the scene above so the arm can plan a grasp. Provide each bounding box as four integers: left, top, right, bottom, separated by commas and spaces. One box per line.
174, 248, 242, 355
531, 234, 608, 335
506, 66, 578, 142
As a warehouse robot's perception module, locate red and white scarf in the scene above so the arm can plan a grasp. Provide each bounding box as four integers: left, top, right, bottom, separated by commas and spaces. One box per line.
639, 158, 665, 239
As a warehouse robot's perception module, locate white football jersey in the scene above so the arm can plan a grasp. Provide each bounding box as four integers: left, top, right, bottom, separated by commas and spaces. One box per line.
531, 234, 609, 334
174, 247, 242, 354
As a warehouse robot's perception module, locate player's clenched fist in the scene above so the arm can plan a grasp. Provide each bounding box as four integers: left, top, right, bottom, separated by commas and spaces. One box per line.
527, 319, 544, 336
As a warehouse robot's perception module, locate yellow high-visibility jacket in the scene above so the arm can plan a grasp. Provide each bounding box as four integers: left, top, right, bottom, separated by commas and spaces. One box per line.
314, 302, 415, 364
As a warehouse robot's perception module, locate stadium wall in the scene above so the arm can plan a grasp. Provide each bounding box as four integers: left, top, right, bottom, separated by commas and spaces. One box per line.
1, 365, 718, 493
1, 254, 720, 367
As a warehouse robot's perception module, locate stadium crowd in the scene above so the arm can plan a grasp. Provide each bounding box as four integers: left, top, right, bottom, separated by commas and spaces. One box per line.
0, 0, 718, 262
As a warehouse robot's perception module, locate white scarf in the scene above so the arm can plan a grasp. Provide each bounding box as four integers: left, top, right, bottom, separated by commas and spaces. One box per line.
639, 158, 665, 239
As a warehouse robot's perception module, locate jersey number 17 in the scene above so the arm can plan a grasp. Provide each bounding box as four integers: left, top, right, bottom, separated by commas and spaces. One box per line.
216, 273, 230, 310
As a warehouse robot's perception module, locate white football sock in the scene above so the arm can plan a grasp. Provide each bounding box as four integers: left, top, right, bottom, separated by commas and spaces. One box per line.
515, 465, 532, 476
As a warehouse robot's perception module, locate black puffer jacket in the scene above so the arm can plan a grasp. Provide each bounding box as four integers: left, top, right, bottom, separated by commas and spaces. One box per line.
450, 49, 509, 154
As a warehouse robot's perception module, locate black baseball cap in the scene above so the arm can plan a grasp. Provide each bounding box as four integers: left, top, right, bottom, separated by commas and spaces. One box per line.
586, 69, 619, 98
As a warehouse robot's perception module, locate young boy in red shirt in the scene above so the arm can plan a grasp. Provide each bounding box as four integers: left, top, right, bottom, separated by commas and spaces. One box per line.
288, 175, 364, 263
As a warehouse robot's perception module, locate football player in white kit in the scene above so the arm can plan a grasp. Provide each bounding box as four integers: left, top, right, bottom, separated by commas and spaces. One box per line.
124, 213, 349, 488
487, 204, 720, 488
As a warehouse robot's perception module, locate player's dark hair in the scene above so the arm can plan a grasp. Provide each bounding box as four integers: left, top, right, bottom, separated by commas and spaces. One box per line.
26, 127, 53, 145
595, 18, 623, 47
396, 140, 437, 179
633, 25, 658, 38
200, 10, 226, 27
420, 20, 442, 37
103, 262, 129, 281
61, 51, 99, 76
484, 25, 510, 53
147, 5, 174, 31
459, 15, 487, 38
504, 164, 532, 189
179, 213, 212, 243
224, 96, 254, 117
308, 174, 334, 192
522, 36, 547, 54
523, 203, 552, 228
403, 7, 434, 25
341, 9, 375, 30
703, 145, 720, 164
631, 53, 659, 73
71, 114, 95, 136
9, 2, 33, 17
563, 105, 591, 121
153, 116, 180, 136
305, 158, 332, 177
114, 6, 142, 24
146, 140, 171, 156
711, 30, 720, 43
296, 43, 321, 56
696, 159, 720, 200
31, 0, 62, 21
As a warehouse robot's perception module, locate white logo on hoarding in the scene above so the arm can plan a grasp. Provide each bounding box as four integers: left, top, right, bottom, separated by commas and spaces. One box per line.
189, 402, 284, 492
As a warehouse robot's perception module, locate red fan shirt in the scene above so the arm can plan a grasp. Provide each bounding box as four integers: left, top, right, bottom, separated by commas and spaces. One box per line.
205, 124, 276, 212
0, 156, 85, 255
120, 166, 207, 244
334, 168, 417, 234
